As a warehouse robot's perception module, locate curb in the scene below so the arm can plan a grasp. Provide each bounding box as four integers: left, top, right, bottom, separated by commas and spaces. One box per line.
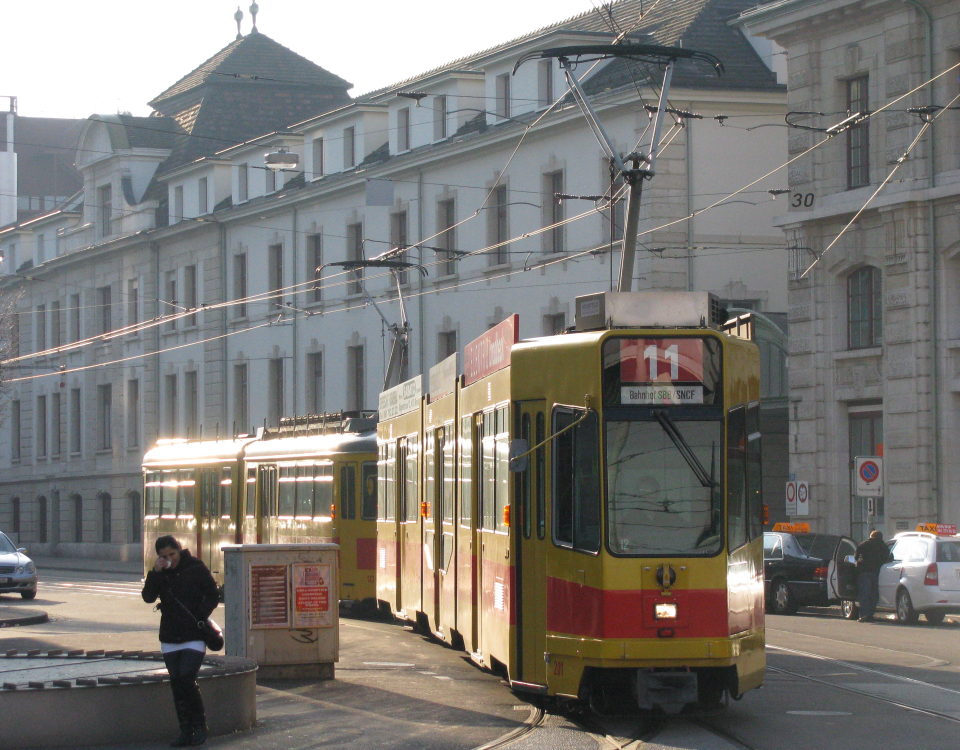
0, 610, 49, 628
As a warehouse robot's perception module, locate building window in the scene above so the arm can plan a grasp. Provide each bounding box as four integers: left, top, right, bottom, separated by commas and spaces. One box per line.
72, 495, 82, 542
173, 185, 184, 222
312, 137, 324, 179
126, 279, 139, 327
543, 170, 564, 254
344, 126, 356, 168
846, 76, 869, 189
268, 244, 283, 308
129, 491, 141, 543
268, 358, 284, 426
50, 301, 61, 347
390, 210, 408, 285
164, 374, 178, 436
12, 497, 20, 536
100, 493, 112, 543
11, 399, 21, 461
38, 496, 48, 543
184, 265, 197, 326
198, 176, 208, 214
265, 166, 276, 193
347, 223, 364, 294
234, 363, 249, 434
486, 185, 509, 265
433, 95, 447, 140
97, 384, 112, 450
538, 60, 554, 107
308, 234, 323, 303
51, 392, 62, 457
36, 395, 47, 458
126, 379, 139, 448
37, 233, 46, 263
238, 163, 249, 202
307, 352, 323, 414
397, 107, 410, 152
543, 312, 566, 336
69, 388, 81, 454
496, 73, 511, 119
98, 184, 113, 237
184, 371, 198, 438
35, 304, 46, 351
164, 271, 177, 332
437, 199, 457, 276
233, 253, 247, 318
97, 285, 112, 335
347, 345, 364, 411
438, 330, 457, 360
847, 265, 882, 349
69, 293, 81, 341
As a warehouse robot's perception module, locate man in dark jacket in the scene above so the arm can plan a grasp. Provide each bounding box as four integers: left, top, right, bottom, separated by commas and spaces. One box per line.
142, 535, 219, 746
854, 530, 893, 622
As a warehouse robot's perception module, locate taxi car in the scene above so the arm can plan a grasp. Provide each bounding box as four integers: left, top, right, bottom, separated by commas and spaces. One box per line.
0, 530, 38, 599
873, 524, 960, 625
763, 522, 857, 614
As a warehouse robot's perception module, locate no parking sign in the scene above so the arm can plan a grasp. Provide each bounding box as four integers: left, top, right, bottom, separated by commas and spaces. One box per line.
855, 456, 883, 497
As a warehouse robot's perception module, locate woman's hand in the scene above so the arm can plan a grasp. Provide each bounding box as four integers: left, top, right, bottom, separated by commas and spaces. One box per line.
154, 556, 171, 572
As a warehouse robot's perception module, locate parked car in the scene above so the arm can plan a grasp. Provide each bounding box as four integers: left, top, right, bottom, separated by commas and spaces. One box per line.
763, 524, 857, 614
0, 530, 38, 599
864, 528, 960, 625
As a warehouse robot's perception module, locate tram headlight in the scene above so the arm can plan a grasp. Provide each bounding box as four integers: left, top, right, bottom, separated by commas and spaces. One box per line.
654, 602, 677, 619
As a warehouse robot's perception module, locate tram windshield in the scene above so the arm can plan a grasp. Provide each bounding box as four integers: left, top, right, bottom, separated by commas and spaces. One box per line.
605, 417, 722, 556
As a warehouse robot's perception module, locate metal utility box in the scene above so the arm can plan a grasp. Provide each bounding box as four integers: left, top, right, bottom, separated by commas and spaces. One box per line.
223, 543, 339, 680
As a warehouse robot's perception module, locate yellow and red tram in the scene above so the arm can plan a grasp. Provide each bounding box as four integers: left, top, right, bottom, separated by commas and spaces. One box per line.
376, 292, 765, 711
142, 413, 379, 608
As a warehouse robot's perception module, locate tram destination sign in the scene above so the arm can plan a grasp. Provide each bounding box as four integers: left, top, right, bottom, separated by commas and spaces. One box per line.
618, 338, 706, 405
464, 314, 519, 385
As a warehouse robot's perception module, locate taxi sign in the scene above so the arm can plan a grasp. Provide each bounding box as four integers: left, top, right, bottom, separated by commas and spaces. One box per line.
915, 523, 958, 536
772, 522, 810, 533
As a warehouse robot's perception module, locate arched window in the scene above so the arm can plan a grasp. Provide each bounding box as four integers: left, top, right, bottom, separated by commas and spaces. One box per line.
847, 266, 882, 349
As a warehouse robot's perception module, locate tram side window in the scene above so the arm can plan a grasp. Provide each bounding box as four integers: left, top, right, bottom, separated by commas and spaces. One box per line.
341, 465, 357, 520
481, 411, 496, 530
178, 470, 196, 517
377, 443, 397, 521
442, 426, 455, 524
424, 429, 437, 520
459, 416, 473, 525
520, 413, 532, 539
727, 406, 748, 551
495, 406, 510, 531
219, 467, 232, 517
295, 465, 313, 518
245, 468, 256, 519
145, 472, 162, 515
361, 461, 378, 520
404, 435, 419, 522
200, 470, 218, 518
746, 403, 763, 540
313, 464, 333, 518
553, 408, 600, 553
259, 466, 278, 517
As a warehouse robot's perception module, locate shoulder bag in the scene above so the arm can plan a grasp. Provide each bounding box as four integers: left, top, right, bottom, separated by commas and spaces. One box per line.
169, 593, 224, 651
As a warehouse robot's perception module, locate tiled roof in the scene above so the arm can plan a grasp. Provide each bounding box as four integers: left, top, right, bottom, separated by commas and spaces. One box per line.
361, 0, 779, 98
150, 31, 352, 108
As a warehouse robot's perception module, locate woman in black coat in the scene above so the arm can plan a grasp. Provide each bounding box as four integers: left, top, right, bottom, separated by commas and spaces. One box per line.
142, 535, 219, 747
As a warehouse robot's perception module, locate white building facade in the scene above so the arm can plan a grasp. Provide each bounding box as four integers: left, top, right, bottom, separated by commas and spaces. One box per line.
0, 0, 789, 559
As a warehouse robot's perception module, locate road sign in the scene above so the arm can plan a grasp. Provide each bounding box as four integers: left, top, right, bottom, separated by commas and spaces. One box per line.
855, 456, 883, 497
785, 481, 797, 516
795, 480, 809, 517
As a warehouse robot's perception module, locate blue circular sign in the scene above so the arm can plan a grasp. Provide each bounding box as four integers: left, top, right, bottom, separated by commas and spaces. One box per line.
859, 460, 880, 483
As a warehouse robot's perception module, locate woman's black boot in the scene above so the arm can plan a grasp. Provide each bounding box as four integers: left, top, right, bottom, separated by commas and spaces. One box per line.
170, 723, 194, 747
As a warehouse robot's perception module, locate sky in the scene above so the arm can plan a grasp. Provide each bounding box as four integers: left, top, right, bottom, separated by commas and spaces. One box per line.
4, 0, 604, 120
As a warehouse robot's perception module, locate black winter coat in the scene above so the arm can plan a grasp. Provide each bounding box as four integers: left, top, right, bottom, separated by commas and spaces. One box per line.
855, 537, 893, 574
141, 550, 219, 644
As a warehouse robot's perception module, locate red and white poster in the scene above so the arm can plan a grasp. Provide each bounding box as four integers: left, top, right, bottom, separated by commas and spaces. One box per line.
292, 562, 334, 628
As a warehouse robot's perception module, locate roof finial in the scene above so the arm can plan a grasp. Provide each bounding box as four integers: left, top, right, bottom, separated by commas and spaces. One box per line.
249, 2, 259, 33
234, 6, 243, 40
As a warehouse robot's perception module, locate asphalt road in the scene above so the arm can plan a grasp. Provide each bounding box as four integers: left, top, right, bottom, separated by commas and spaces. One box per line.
2, 573, 959, 750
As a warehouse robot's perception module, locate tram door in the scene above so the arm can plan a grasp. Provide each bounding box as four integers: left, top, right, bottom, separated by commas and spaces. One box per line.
422, 429, 439, 628
398, 436, 421, 617
456, 414, 478, 653
198, 469, 219, 572
437, 424, 457, 635
516, 403, 548, 686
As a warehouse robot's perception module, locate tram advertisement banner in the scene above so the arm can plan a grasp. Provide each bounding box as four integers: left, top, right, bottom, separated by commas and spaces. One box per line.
464, 313, 518, 385
618, 338, 705, 405
292, 562, 334, 629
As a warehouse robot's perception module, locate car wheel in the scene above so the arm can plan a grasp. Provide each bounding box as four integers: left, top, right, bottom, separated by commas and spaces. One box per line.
924, 611, 945, 625
841, 600, 859, 620
895, 589, 918, 624
771, 580, 797, 614
21, 590, 37, 600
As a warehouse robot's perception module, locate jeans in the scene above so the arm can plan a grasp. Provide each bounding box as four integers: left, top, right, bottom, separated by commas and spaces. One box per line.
857, 571, 880, 619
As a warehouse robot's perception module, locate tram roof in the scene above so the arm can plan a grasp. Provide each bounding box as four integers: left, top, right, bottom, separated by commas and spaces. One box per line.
242, 429, 377, 460
142, 435, 258, 466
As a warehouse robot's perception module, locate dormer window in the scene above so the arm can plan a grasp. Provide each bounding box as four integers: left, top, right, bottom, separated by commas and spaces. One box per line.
434, 96, 447, 140
539, 60, 554, 107
496, 73, 511, 119
312, 138, 324, 179
397, 107, 410, 152
344, 127, 356, 168
198, 177, 208, 214
238, 163, 249, 202
173, 185, 184, 222
98, 184, 113, 237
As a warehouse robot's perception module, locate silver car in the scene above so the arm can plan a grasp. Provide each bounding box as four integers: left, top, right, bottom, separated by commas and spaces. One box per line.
876, 530, 960, 624
0, 530, 38, 599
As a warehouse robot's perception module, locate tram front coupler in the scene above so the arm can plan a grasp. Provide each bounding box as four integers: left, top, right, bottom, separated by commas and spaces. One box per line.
633, 669, 698, 714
